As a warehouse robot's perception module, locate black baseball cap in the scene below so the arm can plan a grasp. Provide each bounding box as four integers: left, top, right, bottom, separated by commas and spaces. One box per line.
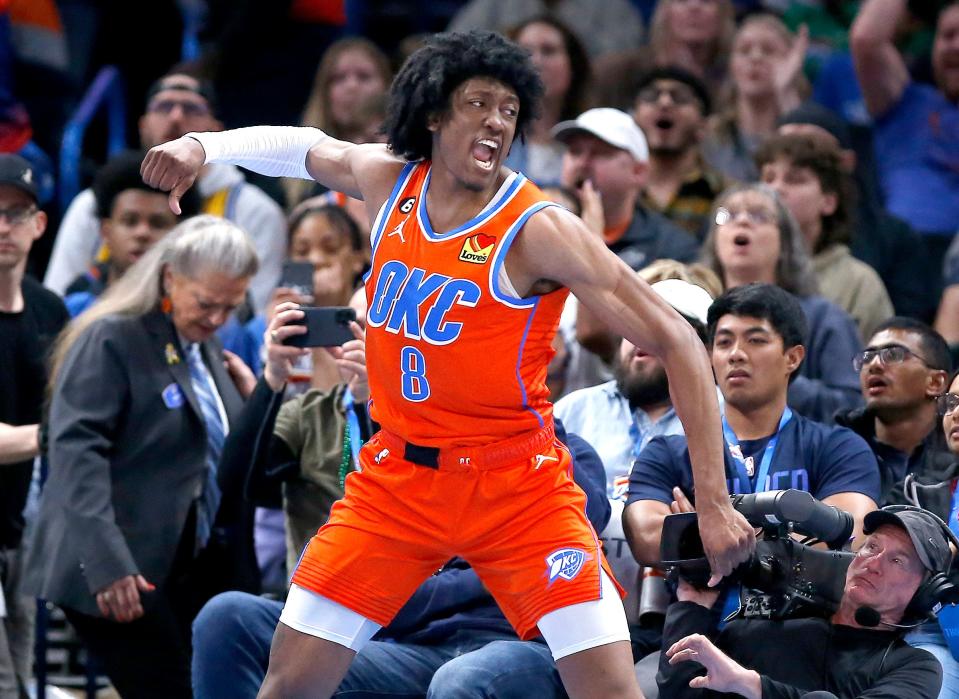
0, 154, 39, 204
145, 73, 217, 113
863, 508, 953, 574
777, 102, 853, 151
634, 66, 712, 115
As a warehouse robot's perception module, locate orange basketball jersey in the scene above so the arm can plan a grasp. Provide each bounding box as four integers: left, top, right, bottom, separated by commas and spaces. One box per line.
364, 161, 568, 448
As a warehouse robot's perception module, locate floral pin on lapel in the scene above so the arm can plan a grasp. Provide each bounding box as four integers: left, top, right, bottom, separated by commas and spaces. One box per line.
165, 342, 181, 366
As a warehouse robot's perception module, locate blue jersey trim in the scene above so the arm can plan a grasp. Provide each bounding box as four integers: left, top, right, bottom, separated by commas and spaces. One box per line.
515, 301, 545, 428
489, 201, 558, 309
364, 162, 418, 284
417, 169, 526, 241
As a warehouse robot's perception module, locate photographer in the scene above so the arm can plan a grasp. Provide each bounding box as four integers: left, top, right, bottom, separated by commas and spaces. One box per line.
659, 507, 947, 698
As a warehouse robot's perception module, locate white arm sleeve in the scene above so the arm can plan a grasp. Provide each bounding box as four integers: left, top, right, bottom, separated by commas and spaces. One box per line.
186, 126, 327, 181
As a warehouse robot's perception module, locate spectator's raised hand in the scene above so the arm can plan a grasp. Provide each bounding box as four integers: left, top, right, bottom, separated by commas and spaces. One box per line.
263, 302, 309, 391
773, 23, 808, 111
577, 179, 604, 237
266, 287, 308, 328
327, 321, 368, 401
140, 136, 207, 215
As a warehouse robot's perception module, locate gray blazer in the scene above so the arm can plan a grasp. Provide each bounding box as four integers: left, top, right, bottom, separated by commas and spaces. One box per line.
25, 310, 250, 616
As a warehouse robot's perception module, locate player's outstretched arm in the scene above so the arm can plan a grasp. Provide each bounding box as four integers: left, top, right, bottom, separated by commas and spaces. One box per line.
510, 208, 755, 582
141, 126, 403, 216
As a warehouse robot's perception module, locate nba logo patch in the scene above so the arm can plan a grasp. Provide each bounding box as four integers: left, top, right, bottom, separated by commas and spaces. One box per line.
545, 548, 588, 584
458, 233, 496, 264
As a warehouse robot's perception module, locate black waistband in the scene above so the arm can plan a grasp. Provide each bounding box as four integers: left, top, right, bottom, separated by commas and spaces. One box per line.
404, 442, 440, 468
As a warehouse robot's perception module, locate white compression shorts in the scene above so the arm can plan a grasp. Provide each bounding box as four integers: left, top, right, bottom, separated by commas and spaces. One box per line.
279, 583, 381, 652
186, 126, 327, 181
281, 570, 628, 661
537, 568, 631, 660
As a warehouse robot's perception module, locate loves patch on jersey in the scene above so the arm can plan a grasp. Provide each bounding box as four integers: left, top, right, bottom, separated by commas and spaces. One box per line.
458, 233, 496, 264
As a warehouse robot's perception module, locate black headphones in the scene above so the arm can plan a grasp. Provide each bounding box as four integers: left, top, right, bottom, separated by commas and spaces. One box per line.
875, 505, 959, 621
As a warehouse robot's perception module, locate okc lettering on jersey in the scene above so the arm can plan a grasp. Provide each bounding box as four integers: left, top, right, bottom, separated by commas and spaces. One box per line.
367, 259, 482, 345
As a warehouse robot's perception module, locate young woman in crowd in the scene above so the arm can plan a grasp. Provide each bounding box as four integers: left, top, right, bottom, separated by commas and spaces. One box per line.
699, 183, 862, 422
506, 15, 593, 187
703, 14, 809, 182
256, 200, 367, 394
647, 0, 736, 85
592, 0, 737, 110
287, 38, 392, 207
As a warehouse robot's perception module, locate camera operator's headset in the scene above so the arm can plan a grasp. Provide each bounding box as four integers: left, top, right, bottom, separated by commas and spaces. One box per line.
876, 505, 959, 623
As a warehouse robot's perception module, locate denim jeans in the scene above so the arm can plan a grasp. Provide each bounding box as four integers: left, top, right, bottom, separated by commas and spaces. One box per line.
192, 591, 568, 699
907, 622, 959, 699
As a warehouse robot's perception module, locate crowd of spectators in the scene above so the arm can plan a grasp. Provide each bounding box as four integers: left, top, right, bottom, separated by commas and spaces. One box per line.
4, 1, 959, 697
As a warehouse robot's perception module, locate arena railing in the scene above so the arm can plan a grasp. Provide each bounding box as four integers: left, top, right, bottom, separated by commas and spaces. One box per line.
58, 65, 127, 213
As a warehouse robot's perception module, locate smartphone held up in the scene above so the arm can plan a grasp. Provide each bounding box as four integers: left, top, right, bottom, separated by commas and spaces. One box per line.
283, 307, 357, 348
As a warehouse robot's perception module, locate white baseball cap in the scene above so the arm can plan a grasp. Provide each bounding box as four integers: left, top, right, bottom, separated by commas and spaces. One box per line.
651, 279, 713, 325
552, 108, 649, 163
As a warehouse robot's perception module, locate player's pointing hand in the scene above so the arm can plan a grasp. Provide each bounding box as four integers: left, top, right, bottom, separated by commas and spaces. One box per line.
141, 136, 206, 215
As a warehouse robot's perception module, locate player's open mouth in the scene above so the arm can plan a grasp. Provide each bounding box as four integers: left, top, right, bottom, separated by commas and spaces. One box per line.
472, 139, 499, 170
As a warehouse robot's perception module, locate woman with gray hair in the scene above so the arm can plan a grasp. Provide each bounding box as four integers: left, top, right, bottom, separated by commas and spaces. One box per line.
699, 183, 863, 423
26, 215, 261, 699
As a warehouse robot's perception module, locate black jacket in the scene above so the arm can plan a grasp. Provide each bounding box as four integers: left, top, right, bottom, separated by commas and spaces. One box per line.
835, 406, 958, 518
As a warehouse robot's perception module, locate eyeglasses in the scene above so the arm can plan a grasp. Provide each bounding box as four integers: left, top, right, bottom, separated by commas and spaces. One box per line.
147, 99, 211, 118
714, 206, 777, 227
938, 393, 959, 416
852, 344, 933, 372
0, 205, 37, 226
636, 85, 700, 107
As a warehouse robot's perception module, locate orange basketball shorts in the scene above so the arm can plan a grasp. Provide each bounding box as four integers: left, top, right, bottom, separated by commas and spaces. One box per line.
290, 426, 625, 640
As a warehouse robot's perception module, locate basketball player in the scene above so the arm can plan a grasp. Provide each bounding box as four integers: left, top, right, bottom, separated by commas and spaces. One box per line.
142, 30, 753, 699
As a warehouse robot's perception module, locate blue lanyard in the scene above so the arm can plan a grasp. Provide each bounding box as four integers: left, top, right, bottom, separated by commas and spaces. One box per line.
343, 388, 362, 470
721, 407, 792, 494
629, 413, 644, 459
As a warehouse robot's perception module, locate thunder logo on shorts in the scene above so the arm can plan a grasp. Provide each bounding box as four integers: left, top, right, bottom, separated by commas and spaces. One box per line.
545, 548, 591, 585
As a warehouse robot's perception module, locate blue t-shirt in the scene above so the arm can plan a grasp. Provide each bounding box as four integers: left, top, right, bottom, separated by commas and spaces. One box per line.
874, 82, 959, 236
626, 411, 881, 506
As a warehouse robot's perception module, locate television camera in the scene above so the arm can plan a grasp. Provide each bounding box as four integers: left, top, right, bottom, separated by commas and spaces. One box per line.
659, 489, 855, 620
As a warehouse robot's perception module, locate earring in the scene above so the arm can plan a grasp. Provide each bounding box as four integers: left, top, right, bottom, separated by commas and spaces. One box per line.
161, 295, 173, 314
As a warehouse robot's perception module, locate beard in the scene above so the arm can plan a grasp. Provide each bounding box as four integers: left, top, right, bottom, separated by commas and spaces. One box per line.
614, 360, 671, 409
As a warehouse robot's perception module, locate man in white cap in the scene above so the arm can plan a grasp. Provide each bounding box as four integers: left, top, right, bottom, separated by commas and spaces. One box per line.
554, 108, 700, 272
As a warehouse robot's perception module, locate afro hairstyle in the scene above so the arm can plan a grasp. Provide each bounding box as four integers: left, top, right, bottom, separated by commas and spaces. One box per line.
383, 30, 544, 161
